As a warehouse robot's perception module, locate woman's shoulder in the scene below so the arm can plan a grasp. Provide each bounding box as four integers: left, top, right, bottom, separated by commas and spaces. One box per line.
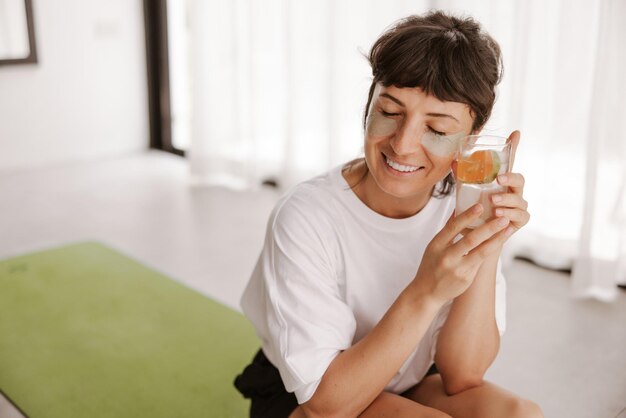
269, 168, 342, 233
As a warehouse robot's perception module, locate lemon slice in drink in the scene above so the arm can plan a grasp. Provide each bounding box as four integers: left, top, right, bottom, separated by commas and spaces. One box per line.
457, 150, 501, 184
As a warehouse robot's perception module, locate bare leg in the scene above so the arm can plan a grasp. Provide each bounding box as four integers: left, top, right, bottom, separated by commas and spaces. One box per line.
403, 374, 544, 418
289, 391, 452, 418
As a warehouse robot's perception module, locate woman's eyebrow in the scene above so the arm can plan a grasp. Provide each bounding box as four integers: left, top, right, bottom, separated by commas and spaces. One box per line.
380, 92, 460, 123
379, 93, 405, 107
427, 112, 460, 123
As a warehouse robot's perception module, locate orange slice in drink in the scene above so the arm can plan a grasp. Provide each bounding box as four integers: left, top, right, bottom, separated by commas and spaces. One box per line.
457, 150, 501, 184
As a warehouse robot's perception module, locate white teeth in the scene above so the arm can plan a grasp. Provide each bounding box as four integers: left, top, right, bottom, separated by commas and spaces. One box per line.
385, 157, 420, 172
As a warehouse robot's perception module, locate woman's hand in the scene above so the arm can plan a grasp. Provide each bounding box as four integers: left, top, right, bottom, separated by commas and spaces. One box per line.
412, 130, 529, 306
491, 130, 530, 235
412, 204, 514, 306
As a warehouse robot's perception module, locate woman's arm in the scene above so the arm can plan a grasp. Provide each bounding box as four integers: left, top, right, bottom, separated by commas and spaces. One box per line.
435, 132, 530, 396
300, 205, 512, 418
300, 284, 442, 418
434, 251, 501, 395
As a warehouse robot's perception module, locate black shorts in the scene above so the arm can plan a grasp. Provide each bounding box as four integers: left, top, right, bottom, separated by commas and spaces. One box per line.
234, 348, 440, 418
234, 349, 298, 418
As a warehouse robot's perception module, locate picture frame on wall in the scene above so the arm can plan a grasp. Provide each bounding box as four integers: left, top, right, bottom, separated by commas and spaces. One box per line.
0, 0, 37, 65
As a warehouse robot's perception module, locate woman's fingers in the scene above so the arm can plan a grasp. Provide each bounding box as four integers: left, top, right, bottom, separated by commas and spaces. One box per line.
508, 130, 521, 169
497, 172, 525, 195
464, 224, 515, 265
440, 204, 484, 245
490, 191, 528, 211
494, 207, 530, 227
449, 216, 511, 259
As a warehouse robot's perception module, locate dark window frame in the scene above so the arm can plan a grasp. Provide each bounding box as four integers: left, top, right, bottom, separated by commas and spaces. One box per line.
143, 0, 184, 157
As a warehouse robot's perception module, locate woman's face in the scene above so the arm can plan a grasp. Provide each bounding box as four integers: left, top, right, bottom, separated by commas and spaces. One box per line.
362, 84, 474, 209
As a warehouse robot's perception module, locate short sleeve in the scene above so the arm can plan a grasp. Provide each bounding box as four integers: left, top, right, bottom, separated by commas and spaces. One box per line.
494, 257, 507, 336
254, 195, 356, 403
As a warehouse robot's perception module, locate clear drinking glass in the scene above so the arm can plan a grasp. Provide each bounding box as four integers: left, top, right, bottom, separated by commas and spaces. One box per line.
455, 135, 512, 228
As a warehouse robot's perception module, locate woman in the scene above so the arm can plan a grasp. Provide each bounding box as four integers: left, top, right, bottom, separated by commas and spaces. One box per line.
235, 10, 542, 418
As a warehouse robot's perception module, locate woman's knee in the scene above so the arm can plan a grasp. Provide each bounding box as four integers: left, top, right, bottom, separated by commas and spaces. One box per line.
360, 392, 452, 418
507, 397, 544, 418
413, 406, 451, 418
427, 410, 452, 418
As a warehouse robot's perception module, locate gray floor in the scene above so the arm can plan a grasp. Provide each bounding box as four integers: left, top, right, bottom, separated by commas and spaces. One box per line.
1, 150, 624, 418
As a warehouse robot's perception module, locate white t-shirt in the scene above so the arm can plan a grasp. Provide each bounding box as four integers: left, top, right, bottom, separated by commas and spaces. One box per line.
240, 164, 507, 404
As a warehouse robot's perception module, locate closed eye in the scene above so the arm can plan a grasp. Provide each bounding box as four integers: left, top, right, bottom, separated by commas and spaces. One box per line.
428, 126, 446, 136
380, 110, 400, 117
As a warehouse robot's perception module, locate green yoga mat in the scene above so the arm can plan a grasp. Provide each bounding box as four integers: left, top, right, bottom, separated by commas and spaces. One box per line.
0, 242, 259, 418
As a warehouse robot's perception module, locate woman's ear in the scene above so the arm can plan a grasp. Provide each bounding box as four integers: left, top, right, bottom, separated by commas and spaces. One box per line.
450, 160, 458, 180
470, 126, 484, 135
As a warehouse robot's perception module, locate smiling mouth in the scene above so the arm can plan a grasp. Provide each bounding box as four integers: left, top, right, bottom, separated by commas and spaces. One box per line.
383, 153, 425, 173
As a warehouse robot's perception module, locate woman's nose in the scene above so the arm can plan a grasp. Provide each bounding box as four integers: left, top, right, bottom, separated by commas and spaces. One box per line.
389, 124, 424, 156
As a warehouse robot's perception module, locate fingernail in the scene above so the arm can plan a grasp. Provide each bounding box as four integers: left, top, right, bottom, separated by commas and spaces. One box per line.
492, 195, 502, 203
495, 208, 504, 216
497, 217, 510, 227
505, 226, 515, 236
498, 175, 508, 183
473, 204, 483, 213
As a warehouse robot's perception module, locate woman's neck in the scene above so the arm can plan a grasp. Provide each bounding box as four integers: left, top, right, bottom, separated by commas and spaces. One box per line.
342, 160, 433, 219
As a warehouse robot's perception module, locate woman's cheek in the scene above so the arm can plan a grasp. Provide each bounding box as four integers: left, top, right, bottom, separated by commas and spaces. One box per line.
366, 111, 399, 137
421, 131, 465, 157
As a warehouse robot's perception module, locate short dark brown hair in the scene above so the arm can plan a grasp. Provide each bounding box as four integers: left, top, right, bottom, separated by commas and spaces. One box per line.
352, 10, 503, 197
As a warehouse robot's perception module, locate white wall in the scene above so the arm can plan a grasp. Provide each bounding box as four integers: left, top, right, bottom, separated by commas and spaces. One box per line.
0, 0, 148, 171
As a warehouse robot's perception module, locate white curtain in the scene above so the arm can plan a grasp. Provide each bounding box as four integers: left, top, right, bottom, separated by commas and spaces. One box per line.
184, 0, 626, 300
489, 0, 626, 301
185, 0, 432, 189
569, 0, 626, 300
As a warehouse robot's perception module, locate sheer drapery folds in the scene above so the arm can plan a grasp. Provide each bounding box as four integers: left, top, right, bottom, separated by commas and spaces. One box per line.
571, 0, 626, 300
185, 0, 408, 190
184, 0, 625, 300
495, 0, 626, 300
